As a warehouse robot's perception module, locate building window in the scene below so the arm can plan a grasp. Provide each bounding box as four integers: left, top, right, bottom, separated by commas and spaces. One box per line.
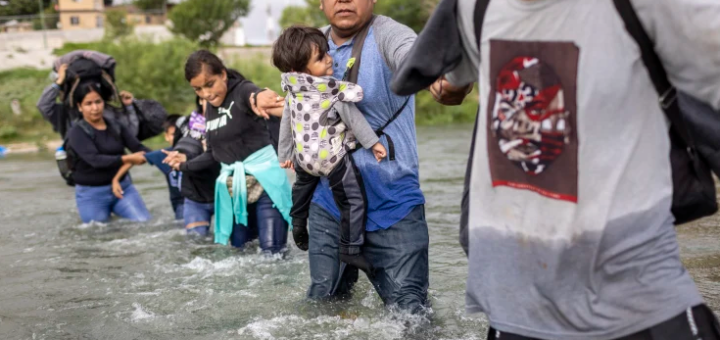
145, 15, 151, 24
70, 16, 80, 25
96, 15, 103, 28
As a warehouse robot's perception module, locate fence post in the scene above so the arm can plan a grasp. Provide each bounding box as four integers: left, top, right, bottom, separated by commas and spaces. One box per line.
37, 0, 47, 48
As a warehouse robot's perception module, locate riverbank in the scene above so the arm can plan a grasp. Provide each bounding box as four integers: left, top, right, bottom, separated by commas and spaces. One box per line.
0, 39, 478, 146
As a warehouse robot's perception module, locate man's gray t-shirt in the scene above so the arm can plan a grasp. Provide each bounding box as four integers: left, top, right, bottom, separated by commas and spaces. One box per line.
446, 0, 720, 339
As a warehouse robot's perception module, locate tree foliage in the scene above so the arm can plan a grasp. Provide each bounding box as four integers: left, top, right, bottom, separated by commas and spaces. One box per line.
104, 9, 134, 40
133, 0, 166, 11
0, 0, 52, 17
279, 0, 439, 32
169, 0, 250, 48
279, 0, 326, 30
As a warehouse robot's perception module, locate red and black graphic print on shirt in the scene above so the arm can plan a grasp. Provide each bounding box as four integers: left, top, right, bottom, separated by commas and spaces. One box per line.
486, 40, 579, 203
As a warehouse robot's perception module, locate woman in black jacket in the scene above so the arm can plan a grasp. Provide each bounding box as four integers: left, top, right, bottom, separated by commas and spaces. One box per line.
67, 81, 150, 223
164, 50, 291, 254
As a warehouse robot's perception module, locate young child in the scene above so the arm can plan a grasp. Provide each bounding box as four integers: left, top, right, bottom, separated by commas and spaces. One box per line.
273, 26, 386, 275
113, 115, 184, 220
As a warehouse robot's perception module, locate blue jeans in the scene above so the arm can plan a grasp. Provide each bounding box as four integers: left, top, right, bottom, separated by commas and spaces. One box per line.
230, 192, 289, 254
307, 203, 429, 313
184, 198, 213, 236
75, 177, 151, 223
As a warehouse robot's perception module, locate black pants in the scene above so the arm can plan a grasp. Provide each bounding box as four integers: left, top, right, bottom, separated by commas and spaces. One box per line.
488, 305, 720, 340
290, 154, 366, 255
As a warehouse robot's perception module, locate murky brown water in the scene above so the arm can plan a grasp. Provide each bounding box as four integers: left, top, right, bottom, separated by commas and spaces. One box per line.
0, 126, 717, 340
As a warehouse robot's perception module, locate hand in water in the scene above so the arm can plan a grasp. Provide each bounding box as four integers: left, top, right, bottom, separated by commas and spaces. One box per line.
250, 88, 284, 119
112, 180, 124, 199
372, 143, 387, 163
162, 149, 187, 171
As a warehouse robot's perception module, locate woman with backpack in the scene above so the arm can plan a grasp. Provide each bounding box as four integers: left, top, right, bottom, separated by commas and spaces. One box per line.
66, 80, 152, 224
37, 63, 142, 140
163, 50, 291, 254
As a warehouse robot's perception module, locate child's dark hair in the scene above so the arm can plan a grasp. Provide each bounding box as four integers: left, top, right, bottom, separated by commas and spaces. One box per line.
163, 114, 183, 132
185, 50, 226, 82
72, 81, 103, 108
272, 25, 329, 73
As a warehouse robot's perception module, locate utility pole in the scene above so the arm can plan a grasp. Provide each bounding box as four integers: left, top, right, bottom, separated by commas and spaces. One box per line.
37, 0, 47, 48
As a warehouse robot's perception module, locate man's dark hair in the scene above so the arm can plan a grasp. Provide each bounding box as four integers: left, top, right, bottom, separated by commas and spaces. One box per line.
272, 25, 329, 73
163, 114, 183, 132
185, 50, 226, 82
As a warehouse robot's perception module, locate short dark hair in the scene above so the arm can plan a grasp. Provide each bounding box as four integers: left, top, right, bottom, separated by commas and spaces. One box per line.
272, 25, 329, 73
163, 114, 183, 132
72, 81, 103, 108
185, 50, 226, 82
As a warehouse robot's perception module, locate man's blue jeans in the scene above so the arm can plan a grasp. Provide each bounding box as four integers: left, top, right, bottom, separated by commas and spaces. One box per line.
307, 203, 429, 313
75, 177, 151, 223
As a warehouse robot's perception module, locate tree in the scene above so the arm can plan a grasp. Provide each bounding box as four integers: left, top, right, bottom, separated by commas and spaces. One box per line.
133, 0, 165, 11
169, 0, 250, 48
104, 9, 134, 40
279, 0, 326, 30
0, 0, 52, 17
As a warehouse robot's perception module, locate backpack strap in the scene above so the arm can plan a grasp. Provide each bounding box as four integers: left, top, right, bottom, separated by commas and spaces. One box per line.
76, 119, 96, 140
612, 0, 694, 148
460, 0, 491, 256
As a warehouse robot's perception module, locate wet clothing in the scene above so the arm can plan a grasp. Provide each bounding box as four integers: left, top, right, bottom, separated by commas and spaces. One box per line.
306, 16, 426, 310
144, 149, 184, 220
183, 198, 213, 236
442, 0, 720, 339
307, 203, 428, 312
214, 145, 292, 246
174, 112, 219, 205
180, 70, 290, 251
75, 176, 151, 223
278, 73, 380, 256
67, 119, 150, 187
486, 305, 720, 340
313, 15, 423, 232
229, 192, 289, 253
292, 155, 366, 255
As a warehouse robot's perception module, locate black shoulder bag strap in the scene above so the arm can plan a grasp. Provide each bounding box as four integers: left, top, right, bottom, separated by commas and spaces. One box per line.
326, 16, 411, 161
460, 0, 491, 256
612, 0, 691, 146
614, 0, 717, 224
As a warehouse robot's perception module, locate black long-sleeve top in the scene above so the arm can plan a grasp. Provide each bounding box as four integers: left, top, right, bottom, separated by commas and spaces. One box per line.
67, 119, 150, 186
179, 70, 281, 174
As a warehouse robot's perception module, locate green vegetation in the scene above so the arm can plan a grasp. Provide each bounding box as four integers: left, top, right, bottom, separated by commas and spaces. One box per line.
169, 0, 250, 48
133, 0, 166, 10
280, 0, 441, 32
1, 37, 477, 145
104, 9, 134, 40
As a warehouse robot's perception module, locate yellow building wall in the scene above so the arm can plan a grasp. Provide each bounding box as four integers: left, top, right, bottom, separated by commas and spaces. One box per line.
57, 0, 103, 11
60, 12, 103, 30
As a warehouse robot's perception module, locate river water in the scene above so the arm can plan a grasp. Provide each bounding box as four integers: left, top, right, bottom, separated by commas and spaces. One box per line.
0, 126, 717, 340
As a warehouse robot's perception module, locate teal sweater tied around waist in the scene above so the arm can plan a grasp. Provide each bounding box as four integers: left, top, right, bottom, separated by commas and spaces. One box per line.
214, 145, 293, 245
